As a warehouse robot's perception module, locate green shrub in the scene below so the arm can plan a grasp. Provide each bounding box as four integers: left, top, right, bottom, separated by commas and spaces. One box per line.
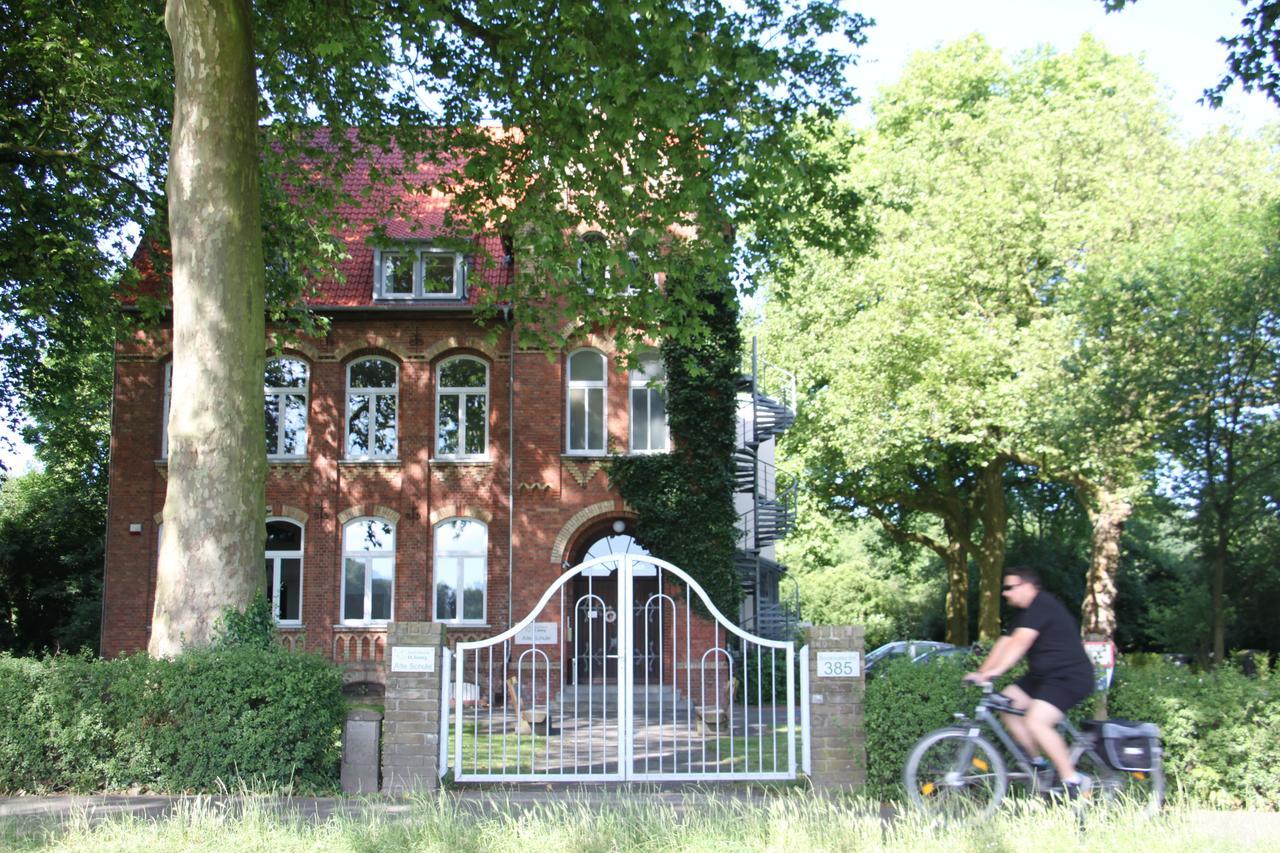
1109, 659, 1280, 809
0, 655, 51, 791
0, 646, 344, 794
863, 654, 981, 799
211, 593, 277, 650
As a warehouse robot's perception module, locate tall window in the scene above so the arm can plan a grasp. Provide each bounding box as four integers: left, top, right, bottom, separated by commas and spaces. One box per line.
161, 361, 172, 458
342, 517, 395, 623
436, 356, 489, 459
567, 349, 606, 454
629, 351, 668, 453
265, 519, 303, 625
375, 247, 465, 299
265, 358, 309, 458
346, 357, 398, 459
433, 518, 487, 623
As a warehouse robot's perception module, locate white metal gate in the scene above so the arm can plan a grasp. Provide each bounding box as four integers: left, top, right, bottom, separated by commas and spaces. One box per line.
445, 554, 799, 782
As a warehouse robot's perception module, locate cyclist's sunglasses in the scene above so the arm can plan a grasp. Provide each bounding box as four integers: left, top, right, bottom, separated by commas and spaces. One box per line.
1001, 581, 1025, 591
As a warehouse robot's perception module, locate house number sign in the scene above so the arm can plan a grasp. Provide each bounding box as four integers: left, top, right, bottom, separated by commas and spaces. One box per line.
390, 646, 436, 673
816, 651, 861, 678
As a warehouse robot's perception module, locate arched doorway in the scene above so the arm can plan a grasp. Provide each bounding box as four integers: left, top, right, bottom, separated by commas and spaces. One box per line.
568, 521, 661, 683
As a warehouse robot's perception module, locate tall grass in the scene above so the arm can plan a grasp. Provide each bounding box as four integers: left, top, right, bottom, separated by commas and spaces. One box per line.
1, 792, 1275, 852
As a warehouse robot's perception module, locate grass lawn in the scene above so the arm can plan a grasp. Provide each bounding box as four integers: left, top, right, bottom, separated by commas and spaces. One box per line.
453, 720, 791, 776
2, 793, 1276, 851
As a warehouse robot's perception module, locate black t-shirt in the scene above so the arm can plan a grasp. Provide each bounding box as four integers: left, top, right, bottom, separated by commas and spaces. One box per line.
1015, 591, 1093, 681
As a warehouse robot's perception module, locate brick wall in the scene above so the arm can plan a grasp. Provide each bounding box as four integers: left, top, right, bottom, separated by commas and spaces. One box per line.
101, 313, 641, 676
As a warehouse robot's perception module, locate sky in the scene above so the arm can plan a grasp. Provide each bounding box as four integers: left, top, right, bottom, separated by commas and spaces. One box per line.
843, 0, 1275, 137
1, 0, 1274, 476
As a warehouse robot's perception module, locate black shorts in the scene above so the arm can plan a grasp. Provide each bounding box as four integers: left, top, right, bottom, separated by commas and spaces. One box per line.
1013, 670, 1093, 714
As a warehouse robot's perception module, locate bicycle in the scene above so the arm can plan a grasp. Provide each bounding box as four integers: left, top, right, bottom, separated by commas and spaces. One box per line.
903, 683, 1165, 821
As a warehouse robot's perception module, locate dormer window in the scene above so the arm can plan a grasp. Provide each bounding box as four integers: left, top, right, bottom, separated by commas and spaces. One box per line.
374, 246, 466, 300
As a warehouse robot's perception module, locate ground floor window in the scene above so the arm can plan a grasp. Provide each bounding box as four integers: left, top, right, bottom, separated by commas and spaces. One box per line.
342, 517, 395, 623
433, 518, 487, 622
265, 519, 303, 625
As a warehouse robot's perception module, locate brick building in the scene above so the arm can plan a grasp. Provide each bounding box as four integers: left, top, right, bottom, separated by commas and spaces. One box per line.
100, 146, 798, 685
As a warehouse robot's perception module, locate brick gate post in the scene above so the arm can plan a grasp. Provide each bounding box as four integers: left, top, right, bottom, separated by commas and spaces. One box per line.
804, 625, 866, 790
382, 622, 447, 794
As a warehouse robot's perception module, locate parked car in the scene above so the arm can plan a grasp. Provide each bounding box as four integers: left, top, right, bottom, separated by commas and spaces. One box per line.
864, 640, 955, 674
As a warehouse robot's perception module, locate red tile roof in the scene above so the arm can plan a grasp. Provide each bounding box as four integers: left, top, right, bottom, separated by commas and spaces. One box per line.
130, 132, 512, 309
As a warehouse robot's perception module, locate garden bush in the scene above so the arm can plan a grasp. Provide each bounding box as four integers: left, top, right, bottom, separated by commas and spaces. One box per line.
863, 654, 981, 799
1109, 658, 1280, 809
0, 646, 344, 794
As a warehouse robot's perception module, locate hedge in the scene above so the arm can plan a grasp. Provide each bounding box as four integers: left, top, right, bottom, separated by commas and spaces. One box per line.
864, 654, 1280, 809
0, 646, 344, 794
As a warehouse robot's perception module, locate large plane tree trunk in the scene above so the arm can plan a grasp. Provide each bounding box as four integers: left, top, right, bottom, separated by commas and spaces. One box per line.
973, 458, 1008, 643
150, 0, 266, 656
1078, 484, 1133, 643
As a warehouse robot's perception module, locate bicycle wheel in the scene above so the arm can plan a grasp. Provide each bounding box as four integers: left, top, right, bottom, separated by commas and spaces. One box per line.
1076, 749, 1165, 816
904, 728, 1008, 821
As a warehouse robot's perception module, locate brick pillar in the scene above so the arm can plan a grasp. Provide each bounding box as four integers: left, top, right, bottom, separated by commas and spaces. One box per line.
382, 622, 447, 794
804, 625, 866, 790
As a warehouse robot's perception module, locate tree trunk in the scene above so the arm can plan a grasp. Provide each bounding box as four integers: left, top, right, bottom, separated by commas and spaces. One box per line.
150, 0, 266, 656
1079, 486, 1133, 642
973, 458, 1008, 643
1210, 525, 1229, 666
942, 514, 970, 646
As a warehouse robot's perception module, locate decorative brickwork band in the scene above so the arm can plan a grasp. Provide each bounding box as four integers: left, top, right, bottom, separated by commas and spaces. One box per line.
420, 336, 500, 363
427, 505, 495, 526
337, 504, 401, 525
549, 500, 617, 564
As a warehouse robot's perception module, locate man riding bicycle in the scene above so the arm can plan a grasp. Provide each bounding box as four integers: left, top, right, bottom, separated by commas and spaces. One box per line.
965, 566, 1095, 797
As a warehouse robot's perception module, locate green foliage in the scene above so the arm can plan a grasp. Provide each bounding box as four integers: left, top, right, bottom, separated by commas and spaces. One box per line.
609, 269, 742, 618
780, 510, 943, 650
863, 655, 982, 800
212, 593, 277, 651
1109, 659, 1280, 809
0, 470, 105, 654
0, 647, 344, 794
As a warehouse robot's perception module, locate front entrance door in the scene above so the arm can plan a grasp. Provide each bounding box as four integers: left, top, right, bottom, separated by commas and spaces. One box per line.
571, 574, 660, 682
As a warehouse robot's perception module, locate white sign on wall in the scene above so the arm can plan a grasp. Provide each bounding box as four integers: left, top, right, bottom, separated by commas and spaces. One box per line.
390, 646, 436, 673
515, 621, 558, 645
816, 651, 861, 678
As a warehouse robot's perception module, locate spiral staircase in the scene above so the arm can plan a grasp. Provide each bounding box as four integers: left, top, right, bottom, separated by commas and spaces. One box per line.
734, 339, 802, 640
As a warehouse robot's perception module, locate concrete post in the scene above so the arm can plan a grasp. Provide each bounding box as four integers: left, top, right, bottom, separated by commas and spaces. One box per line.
804, 625, 866, 790
341, 709, 382, 794
381, 622, 447, 795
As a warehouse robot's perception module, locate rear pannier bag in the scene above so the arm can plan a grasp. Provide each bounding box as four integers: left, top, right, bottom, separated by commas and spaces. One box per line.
1091, 719, 1160, 772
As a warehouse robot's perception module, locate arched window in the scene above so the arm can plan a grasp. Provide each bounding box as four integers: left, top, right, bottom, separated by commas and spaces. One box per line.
436, 356, 489, 459
433, 518, 487, 623
629, 350, 668, 453
161, 361, 172, 458
566, 349, 606, 454
265, 358, 309, 458
342, 517, 395, 623
346, 357, 398, 459
265, 519, 303, 625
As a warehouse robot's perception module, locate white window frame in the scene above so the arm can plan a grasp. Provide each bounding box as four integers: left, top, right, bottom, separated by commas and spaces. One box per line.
265, 357, 309, 459
265, 517, 304, 626
345, 356, 399, 460
373, 246, 466, 300
435, 356, 490, 460
161, 361, 172, 459
341, 517, 396, 625
432, 518, 488, 624
629, 351, 669, 454
566, 348, 608, 455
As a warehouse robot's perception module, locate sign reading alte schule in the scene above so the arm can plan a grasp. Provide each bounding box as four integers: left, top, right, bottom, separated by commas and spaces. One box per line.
515, 621, 558, 645
390, 646, 436, 673
816, 651, 861, 678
